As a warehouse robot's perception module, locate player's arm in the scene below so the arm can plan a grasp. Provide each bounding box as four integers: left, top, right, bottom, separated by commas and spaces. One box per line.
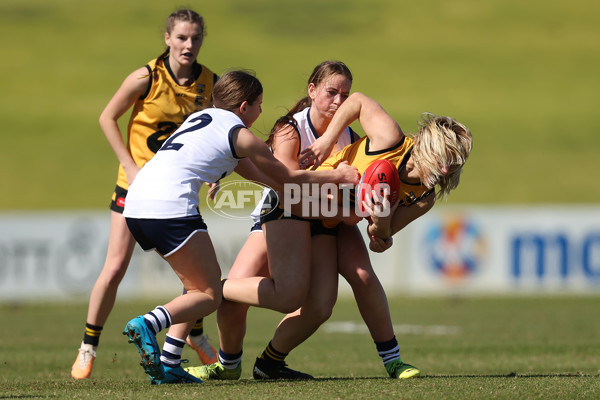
234, 158, 281, 190
271, 125, 360, 224
233, 125, 301, 190
299, 92, 404, 168
99, 66, 150, 184
271, 124, 301, 171
232, 127, 360, 188
367, 191, 436, 239
349, 128, 361, 143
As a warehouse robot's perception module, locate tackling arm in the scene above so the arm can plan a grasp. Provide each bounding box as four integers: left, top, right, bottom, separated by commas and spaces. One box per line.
367, 191, 436, 240
232, 127, 360, 187
299, 92, 404, 167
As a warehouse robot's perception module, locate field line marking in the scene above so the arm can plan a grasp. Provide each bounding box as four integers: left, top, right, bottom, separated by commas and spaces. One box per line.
323, 321, 462, 335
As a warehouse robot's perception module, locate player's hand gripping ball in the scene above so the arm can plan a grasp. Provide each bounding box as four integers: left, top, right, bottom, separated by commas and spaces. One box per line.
357, 159, 400, 214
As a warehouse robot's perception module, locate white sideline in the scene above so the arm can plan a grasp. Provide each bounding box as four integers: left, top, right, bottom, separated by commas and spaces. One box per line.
322, 321, 462, 336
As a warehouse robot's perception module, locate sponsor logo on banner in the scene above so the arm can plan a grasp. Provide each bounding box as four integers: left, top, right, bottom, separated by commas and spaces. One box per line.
423, 214, 488, 282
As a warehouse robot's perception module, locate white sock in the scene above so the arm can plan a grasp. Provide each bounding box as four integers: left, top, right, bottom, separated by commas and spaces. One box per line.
143, 306, 172, 334
160, 334, 186, 367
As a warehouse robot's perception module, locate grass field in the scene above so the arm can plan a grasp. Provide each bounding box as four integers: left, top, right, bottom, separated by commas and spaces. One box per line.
1, 2, 599, 399
1, 296, 599, 399
1, 0, 599, 208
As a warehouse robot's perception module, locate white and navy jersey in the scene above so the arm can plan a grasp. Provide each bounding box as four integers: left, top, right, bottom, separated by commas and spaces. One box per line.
250, 107, 357, 225
294, 107, 355, 157
124, 108, 244, 219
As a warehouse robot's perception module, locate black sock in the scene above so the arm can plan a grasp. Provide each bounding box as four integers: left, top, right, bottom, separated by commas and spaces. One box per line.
375, 336, 401, 365
83, 323, 103, 347
260, 341, 287, 364
189, 318, 204, 337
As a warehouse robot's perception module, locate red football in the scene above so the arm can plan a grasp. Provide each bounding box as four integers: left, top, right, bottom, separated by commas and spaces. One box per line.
357, 159, 400, 213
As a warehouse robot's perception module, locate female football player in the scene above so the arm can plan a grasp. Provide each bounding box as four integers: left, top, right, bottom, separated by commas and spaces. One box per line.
120, 70, 360, 384
71, 9, 219, 381
264, 92, 472, 378
188, 62, 427, 382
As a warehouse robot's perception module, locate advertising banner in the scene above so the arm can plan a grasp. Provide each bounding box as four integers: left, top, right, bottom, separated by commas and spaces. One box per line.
404, 206, 600, 294
1, 206, 599, 300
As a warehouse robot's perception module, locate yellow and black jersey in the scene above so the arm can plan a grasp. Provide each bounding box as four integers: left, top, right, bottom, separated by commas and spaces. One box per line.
116, 56, 217, 189
319, 135, 434, 207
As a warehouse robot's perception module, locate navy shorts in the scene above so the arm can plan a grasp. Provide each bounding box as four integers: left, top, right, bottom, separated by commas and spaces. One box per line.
125, 214, 208, 257
250, 221, 263, 233
257, 190, 337, 236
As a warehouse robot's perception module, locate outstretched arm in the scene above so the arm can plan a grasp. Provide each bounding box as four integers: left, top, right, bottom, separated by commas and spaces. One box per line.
234, 124, 301, 191
232, 127, 360, 187
299, 92, 404, 168
366, 191, 436, 240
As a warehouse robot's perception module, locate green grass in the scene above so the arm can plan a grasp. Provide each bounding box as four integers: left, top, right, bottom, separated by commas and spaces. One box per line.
1, 2, 599, 397
0, 0, 599, 209
1, 296, 599, 399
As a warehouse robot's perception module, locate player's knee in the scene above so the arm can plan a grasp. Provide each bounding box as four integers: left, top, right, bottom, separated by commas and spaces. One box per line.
310, 304, 334, 324
189, 289, 222, 315
277, 301, 302, 314
275, 294, 306, 314
207, 295, 222, 314
220, 298, 250, 317
271, 282, 308, 313
302, 293, 336, 323
100, 262, 129, 287
208, 286, 223, 312
348, 266, 378, 288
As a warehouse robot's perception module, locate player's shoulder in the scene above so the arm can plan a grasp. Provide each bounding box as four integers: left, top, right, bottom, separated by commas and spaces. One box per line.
195, 62, 219, 82
118, 65, 152, 97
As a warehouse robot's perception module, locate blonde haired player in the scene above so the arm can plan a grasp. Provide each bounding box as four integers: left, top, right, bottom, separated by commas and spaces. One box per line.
244, 92, 472, 380
187, 64, 432, 382
71, 9, 218, 382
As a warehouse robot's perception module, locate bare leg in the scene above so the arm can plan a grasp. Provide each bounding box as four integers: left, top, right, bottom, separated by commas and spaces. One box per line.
270, 234, 339, 353
223, 219, 311, 314
123, 231, 223, 382
166, 322, 195, 342
337, 224, 394, 342
218, 232, 269, 354
86, 211, 136, 326
162, 231, 223, 324
72, 211, 135, 379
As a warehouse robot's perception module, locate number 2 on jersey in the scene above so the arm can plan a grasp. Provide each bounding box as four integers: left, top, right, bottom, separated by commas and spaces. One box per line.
160, 114, 213, 151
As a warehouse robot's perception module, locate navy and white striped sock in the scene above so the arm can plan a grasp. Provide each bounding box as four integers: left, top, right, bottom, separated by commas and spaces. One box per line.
375, 336, 401, 365
143, 306, 172, 335
160, 334, 186, 367
218, 349, 243, 370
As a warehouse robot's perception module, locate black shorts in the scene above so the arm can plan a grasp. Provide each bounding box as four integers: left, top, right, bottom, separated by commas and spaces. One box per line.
125, 214, 208, 257
309, 220, 340, 236
258, 189, 307, 225
259, 189, 336, 236
110, 185, 128, 213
